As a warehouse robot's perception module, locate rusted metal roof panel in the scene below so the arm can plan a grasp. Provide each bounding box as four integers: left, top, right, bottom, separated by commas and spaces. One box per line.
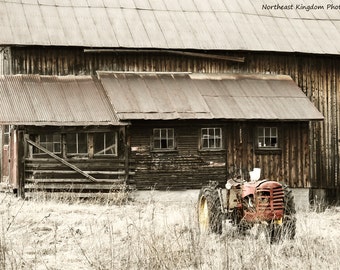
1, 0, 339, 55
0, 75, 120, 125
98, 72, 324, 121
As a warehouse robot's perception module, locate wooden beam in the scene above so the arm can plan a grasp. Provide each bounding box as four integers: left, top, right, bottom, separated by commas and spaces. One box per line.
26, 139, 98, 182
84, 49, 245, 63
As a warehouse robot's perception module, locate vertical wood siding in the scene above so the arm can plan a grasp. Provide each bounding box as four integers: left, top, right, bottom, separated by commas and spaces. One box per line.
9, 47, 340, 189
129, 121, 227, 189
129, 121, 309, 189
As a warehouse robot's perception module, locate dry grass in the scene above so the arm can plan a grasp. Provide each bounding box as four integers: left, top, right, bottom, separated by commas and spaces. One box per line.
0, 191, 339, 270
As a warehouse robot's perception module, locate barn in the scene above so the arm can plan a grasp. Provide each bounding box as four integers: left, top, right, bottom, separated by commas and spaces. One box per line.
0, 0, 339, 204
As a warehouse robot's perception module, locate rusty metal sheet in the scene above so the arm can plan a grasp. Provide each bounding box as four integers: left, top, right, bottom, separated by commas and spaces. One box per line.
0, 75, 120, 125
98, 72, 324, 121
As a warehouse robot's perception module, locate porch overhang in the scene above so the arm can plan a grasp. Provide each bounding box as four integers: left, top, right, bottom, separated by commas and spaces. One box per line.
0, 74, 123, 126
98, 72, 324, 122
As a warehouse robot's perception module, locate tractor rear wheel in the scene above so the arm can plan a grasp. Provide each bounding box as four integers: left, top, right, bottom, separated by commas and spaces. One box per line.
197, 186, 223, 234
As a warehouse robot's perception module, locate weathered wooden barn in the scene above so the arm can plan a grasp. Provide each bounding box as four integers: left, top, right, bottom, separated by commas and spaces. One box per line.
0, 0, 339, 203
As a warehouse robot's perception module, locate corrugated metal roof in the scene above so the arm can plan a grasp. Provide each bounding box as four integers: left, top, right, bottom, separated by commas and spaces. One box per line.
0, 0, 339, 54
0, 74, 120, 125
98, 72, 324, 121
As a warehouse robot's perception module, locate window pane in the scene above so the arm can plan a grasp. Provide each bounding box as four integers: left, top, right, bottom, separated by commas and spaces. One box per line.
66, 134, 77, 153
94, 132, 117, 155
105, 133, 115, 154
203, 139, 208, 148
257, 127, 278, 148
270, 137, 277, 147
216, 138, 221, 148
54, 143, 60, 153
154, 139, 161, 149
154, 129, 160, 138
271, 128, 277, 136
78, 133, 88, 153
265, 128, 270, 137
94, 133, 104, 154
160, 129, 167, 138
153, 128, 174, 150
167, 139, 174, 149
201, 128, 222, 149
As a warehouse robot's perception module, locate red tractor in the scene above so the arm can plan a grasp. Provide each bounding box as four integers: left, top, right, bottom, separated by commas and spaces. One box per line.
197, 169, 296, 243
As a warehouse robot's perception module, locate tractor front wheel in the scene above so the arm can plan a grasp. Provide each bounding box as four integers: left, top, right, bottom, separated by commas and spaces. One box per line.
197, 186, 223, 234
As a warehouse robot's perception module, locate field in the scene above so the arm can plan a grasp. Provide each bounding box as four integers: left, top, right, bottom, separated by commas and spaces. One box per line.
0, 190, 339, 270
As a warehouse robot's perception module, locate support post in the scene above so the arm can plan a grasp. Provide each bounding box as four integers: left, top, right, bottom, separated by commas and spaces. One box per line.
17, 130, 25, 198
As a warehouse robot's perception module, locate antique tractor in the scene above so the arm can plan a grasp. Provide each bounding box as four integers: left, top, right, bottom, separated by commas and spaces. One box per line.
197, 169, 296, 243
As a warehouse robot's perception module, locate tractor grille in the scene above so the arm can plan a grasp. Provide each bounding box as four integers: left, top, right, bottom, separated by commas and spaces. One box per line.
256, 184, 284, 213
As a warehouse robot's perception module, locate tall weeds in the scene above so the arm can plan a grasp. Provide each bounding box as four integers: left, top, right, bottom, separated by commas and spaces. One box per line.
0, 192, 339, 269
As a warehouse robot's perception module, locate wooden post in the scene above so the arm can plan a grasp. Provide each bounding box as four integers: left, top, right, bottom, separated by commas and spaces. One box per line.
122, 127, 130, 183
17, 130, 25, 198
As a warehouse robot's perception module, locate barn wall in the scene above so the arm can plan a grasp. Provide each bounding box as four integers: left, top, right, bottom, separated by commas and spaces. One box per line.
9, 47, 340, 190
129, 120, 308, 190
129, 121, 227, 190
225, 122, 310, 188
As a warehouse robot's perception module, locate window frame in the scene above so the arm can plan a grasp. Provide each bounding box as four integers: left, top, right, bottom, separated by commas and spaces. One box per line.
93, 131, 118, 157
66, 133, 89, 156
34, 133, 62, 155
200, 127, 223, 150
256, 126, 279, 149
152, 128, 175, 151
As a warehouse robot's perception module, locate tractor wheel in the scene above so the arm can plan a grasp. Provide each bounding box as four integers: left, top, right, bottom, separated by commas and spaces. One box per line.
197, 186, 223, 234
282, 183, 297, 240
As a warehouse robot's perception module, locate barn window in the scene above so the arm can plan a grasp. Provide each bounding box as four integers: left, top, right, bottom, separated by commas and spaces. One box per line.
257, 127, 278, 148
66, 133, 88, 155
35, 134, 61, 154
93, 132, 117, 156
153, 128, 174, 150
201, 128, 222, 149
